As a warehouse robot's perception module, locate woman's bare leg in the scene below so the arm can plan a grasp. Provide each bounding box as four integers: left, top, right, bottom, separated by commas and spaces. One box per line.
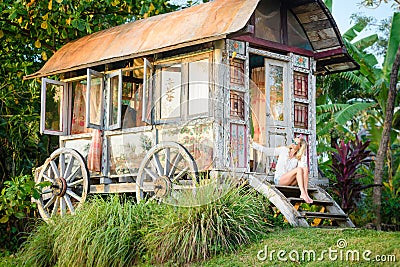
279, 167, 313, 203
301, 167, 312, 203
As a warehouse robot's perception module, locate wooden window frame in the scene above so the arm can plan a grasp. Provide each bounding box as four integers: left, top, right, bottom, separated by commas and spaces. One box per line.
40, 78, 68, 135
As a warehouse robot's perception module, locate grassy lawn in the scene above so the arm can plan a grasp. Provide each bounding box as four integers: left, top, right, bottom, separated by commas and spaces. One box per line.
200, 228, 400, 267
1, 228, 399, 266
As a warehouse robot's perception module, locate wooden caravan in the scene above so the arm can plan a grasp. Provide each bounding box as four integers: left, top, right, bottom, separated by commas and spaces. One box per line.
27, 0, 357, 226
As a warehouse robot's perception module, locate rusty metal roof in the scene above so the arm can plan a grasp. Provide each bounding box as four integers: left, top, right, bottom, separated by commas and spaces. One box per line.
25, 0, 357, 79
26, 0, 259, 79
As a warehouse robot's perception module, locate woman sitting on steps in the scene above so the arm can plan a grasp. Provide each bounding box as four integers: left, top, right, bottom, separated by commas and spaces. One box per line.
251, 136, 313, 204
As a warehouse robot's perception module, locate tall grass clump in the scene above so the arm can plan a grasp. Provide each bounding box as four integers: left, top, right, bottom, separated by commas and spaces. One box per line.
17, 195, 158, 267
144, 184, 273, 264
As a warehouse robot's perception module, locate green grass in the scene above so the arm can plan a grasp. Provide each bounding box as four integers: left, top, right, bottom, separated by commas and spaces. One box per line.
199, 228, 400, 267
2, 224, 400, 266
8, 184, 276, 266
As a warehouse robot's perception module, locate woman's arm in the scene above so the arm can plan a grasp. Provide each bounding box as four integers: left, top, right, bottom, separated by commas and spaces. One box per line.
251, 142, 283, 156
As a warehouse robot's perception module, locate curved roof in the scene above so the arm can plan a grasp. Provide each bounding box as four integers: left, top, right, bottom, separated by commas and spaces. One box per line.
26, 0, 357, 79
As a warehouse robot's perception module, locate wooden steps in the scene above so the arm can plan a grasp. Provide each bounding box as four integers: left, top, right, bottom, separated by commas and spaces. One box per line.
299, 211, 348, 220
248, 175, 355, 228
287, 197, 333, 206
273, 185, 318, 192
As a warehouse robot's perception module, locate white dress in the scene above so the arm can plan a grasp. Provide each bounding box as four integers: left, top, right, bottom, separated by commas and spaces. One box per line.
251, 142, 307, 184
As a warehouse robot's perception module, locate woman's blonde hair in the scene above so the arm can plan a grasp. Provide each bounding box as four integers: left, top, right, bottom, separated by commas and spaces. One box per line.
295, 138, 307, 160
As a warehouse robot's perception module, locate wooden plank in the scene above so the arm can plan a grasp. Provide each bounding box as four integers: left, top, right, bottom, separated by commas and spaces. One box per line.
234, 36, 314, 57
299, 211, 348, 220
296, 10, 327, 24
288, 197, 333, 206
273, 185, 318, 192
302, 20, 332, 32
89, 182, 153, 193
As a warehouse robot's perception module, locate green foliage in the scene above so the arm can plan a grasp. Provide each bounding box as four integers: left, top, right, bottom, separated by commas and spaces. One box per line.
17, 185, 275, 266
0, 0, 179, 184
0, 175, 49, 252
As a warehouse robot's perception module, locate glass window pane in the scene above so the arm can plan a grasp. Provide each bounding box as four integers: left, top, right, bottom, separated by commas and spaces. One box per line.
268, 64, 284, 122
161, 64, 181, 119
88, 75, 103, 126
288, 11, 312, 50
255, 0, 281, 42
109, 75, 119, 126
189, 59, 209, 116
71, 81, 92, 134
45, 82, 64, 132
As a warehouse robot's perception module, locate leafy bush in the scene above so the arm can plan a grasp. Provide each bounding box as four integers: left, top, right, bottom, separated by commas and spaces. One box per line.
329, 137, 375, 213
0, 175, 48, 252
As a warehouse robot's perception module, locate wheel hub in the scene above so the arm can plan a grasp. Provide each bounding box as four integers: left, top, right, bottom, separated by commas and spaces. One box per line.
52, 177, 67, 197
154, 176, 171, 198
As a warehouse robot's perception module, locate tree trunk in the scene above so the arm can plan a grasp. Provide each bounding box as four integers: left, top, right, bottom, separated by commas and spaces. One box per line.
373, 45, 400, 230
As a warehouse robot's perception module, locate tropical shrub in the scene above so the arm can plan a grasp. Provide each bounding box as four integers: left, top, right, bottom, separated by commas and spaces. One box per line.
329, 137, 375, 213
0, 175, 48, 252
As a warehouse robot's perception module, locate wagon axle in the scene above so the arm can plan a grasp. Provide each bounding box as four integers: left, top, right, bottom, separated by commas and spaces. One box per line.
51, 177, 68, 197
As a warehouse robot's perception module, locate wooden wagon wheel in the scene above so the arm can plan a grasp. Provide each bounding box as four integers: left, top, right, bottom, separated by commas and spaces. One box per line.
136, 142, 198, 203
35, 148, 90, 220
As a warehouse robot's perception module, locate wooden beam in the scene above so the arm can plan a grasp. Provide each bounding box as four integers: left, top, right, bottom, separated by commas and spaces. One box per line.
233, 35, 314, 57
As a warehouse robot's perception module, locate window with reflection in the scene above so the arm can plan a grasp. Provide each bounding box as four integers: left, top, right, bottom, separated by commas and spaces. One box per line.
121, 67, 147, 128
188, 59, 209, 116
43, 80, 65, 133
160, 64, 182, 119
268, 64, 284, 122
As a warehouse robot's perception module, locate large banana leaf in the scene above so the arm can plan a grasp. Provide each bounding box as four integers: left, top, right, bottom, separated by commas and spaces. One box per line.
343, 20, 369, 42
383, 12, 400, 78
334, 102, 375, 125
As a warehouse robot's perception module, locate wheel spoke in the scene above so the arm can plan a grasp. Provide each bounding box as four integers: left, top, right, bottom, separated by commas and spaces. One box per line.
42, 188, 52, 194
64, 156, 75, 179
168, 154, 183, 177
42, 174, 54, 183
66, 189, 82, 202
60, 153, 66, 178
152, 154, 164, 176
43, 195, 56, 209
65, 167, 80, 183
68, 178, 84, 187
164, 148, 170, 176
144, 168, 159, 181
64, 195, 75, 214
60, 197, 66, 216
50, 161, 60, 178
172, 167, 189, 182
51, 197, 60, 217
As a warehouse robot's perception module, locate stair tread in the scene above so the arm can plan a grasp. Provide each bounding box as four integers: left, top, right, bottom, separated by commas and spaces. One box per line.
299, 211, 348, 219
273, 185, 318, 192
288, 197, 333, 205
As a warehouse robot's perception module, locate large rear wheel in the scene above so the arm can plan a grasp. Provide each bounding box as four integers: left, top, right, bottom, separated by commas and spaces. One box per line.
136, 142, 198, 204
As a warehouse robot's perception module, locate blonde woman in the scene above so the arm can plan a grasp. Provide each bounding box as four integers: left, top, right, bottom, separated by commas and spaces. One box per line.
251, 136, 313, 203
